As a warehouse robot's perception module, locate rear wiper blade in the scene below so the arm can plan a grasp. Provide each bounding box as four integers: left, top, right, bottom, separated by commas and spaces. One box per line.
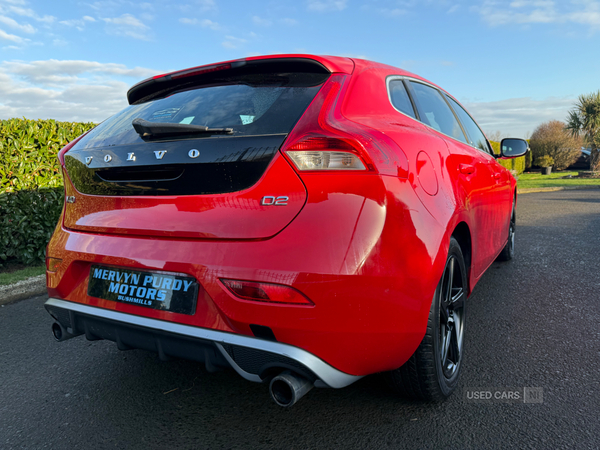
132, 118, 233, 137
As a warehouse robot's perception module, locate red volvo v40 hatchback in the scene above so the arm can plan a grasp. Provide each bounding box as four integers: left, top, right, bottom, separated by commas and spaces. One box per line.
45, 55, 528, 406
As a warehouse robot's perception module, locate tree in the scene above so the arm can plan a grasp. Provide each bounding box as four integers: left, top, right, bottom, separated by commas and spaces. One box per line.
565, 91, 600, 172
529, 120, 583, 170
486, 130, 508, 142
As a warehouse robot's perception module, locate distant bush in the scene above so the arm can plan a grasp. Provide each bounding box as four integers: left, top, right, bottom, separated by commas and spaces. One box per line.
529, 120, 582, 170
525, 149, 533, 170
0, 118, 95, 193
534, 155, 555, 168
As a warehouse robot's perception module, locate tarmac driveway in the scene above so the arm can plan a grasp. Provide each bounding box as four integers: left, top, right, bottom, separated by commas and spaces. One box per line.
1, 190, 599, 449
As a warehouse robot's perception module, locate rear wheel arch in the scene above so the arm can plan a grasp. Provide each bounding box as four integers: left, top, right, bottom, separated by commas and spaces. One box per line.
386, 235, 468, 400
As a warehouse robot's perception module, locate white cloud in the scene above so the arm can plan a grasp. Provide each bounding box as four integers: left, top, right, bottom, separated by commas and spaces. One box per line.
179, 17, 222, 30
59, 17, 95, 31
252, 15, 272, 26
0, 59, 160, 122
307, 0, 347, 12
385, 8, 409, 15
0, 14, 35, 33
137, 2, 154, 11
0, 27, 27, 43
194, 0, 217, 11
3, 59, 158, 85
4, 5, 55, 23
280, 17, 298, 25
222, 35, 247, 49
340, 52, 369, 59
199, 18, 221, 30
476, 0, 600, 28
0, 0, 54, 50
464, 96, 576, 138
103, 13, 151, 40
179, 0, 217, 13
87, 1, 123, 13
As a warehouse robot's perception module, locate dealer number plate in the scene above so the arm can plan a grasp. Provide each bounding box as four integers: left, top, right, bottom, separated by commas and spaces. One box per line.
88, 265, 198, 315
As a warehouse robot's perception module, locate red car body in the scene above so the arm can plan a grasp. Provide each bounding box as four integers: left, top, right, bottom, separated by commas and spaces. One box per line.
45, 55, 524, 403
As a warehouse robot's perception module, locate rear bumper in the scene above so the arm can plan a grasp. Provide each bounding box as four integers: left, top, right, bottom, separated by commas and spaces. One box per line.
45, 297, 361, 389
46, 175, 445, 376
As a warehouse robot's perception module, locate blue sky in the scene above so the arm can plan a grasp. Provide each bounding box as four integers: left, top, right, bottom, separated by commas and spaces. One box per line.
1, 0, 599, 138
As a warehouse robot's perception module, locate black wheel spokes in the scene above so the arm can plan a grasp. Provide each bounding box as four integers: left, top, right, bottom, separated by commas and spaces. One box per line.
439, 255, 465, 379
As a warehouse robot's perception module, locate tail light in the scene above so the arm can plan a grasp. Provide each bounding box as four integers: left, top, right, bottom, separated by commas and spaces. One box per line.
287, 137, 366, 171
221, 279, 314, 306
281, 73, 408, 177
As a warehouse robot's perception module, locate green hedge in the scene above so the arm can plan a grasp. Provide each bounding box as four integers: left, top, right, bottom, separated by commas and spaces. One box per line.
1, 118, 95, 192
0, 118, 96, 266
0, 188, 64, 265
490, 140, 527, 175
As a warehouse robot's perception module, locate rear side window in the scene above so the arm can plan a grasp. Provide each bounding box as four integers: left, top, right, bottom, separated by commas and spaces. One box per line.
76, 73, 327, 150
388, 80, 416, 119
409, 81, 467, 144
446, 96, 491, 153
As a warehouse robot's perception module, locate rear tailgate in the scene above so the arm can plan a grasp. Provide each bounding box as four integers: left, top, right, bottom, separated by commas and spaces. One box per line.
62, 150, 306, 239
61, 57, 340, 239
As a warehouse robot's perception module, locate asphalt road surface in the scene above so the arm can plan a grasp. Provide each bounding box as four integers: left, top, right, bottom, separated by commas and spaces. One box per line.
2, 190, 599, 449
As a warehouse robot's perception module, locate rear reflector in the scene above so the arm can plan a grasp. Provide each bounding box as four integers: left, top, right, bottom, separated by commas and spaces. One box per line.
46, 257, 62, 273
220, 279, 314, 306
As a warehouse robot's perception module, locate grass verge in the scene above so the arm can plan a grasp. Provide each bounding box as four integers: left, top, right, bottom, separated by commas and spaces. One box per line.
0, 265, 45, 286
517, 171, 600, 189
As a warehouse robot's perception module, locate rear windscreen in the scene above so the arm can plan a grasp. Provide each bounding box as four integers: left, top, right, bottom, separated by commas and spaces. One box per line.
75, 72, 328, 150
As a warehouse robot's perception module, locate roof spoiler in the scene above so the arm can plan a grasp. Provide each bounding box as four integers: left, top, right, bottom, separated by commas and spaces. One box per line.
127, 55, 353, 105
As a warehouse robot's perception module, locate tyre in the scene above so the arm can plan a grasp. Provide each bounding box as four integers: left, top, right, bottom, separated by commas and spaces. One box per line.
387, 236, 467, 401
497, 199, 516, 261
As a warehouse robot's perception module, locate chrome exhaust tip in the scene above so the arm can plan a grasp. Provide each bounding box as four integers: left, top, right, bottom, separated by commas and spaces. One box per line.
51, 322, 80, 342
269, 370, 314, 407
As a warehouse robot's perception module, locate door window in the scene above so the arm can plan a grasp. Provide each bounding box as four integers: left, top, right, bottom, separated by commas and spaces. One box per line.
447, 96, 492, 154
409, 81, 467, 144
388, 80, 416, 119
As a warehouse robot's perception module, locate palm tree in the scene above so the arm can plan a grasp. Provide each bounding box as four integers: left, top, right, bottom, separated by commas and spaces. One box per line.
565, 91, 600, 172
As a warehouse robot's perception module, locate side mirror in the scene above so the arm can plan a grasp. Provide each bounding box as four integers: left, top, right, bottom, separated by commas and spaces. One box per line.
500, 138, 529, 158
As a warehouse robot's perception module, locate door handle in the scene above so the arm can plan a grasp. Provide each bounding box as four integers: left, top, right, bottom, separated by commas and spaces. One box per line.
493, 172, 501, 179
459, 164, 475, 175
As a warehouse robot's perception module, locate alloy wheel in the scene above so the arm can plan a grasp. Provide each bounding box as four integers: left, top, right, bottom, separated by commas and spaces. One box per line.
439, 255, 466, 379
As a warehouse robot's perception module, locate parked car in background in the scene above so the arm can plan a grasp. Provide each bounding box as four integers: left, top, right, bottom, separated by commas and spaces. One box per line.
568, 147, 591, 170
45, 55, 528, 407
